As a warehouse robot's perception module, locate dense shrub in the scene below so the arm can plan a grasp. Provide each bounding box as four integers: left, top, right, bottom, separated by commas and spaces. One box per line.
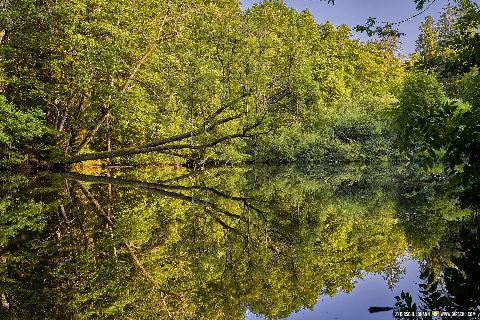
252, 97, 399, 164
333, 118, 376, 143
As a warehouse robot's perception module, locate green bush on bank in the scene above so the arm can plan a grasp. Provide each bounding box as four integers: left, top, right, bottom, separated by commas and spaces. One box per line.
250, 96, 400, 164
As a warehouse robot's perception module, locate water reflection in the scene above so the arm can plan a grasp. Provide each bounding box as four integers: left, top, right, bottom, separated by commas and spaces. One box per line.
0, 164, 477, 319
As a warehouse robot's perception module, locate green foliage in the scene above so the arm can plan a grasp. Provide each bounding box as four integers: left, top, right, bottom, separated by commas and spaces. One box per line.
413, 0, 479, 79
394, 69, 480, 207
394, 0, 479, 210
457, 66, 480, 109
0, 199, 46, 246
393, 71, 446, 156
254, 94, 400, 163
0, 96, 54, 168
0, 0, 405, 166
243, 11, 404, 164
416, 16, 439, 60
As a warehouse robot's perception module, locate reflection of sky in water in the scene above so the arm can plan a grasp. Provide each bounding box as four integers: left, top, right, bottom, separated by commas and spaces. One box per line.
246, 258, 421, 320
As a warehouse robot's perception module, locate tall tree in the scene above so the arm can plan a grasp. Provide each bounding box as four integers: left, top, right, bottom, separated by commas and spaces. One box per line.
416, 16, 439, 61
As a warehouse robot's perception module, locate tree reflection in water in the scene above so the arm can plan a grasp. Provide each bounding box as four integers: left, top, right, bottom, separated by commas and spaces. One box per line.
0, 165, 475, 319
394, 214, 480, 320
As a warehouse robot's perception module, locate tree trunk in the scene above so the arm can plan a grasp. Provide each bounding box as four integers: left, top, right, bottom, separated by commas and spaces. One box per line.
54, 114, 264, 167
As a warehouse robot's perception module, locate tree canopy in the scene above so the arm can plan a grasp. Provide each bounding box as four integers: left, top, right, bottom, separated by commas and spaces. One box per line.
0, 0, 404, 168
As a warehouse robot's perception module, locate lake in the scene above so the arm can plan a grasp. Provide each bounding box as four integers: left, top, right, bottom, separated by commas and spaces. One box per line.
1, 164, 478, 319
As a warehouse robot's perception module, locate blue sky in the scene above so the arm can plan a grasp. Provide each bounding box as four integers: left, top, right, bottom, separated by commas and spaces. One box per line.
240, 0, 456, 55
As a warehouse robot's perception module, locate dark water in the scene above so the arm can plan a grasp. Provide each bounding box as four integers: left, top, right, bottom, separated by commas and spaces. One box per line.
0, 164, 478, 319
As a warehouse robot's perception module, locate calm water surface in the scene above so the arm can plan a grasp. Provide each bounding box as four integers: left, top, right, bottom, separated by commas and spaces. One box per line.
247, 258, 421, 320
0, 164, 478, 319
